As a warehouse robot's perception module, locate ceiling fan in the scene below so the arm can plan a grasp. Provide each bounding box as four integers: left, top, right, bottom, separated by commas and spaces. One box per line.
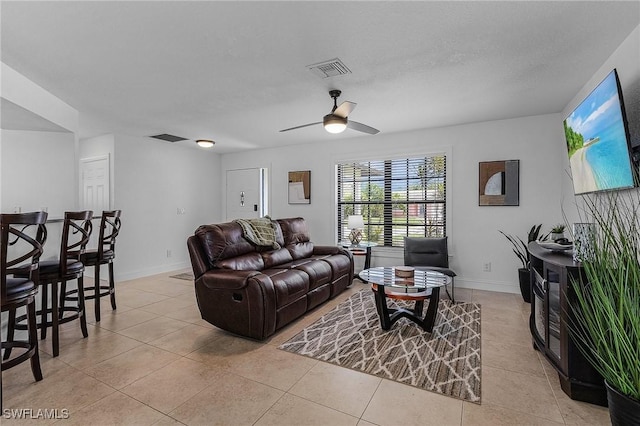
279, 90, 379, 135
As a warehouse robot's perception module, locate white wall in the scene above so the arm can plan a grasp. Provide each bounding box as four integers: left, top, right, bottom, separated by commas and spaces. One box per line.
1, 61, 79, 215
113, 135, 222, 280
1, 62, 80, 263
0, 129, 76, 260
220, 113, 565, 294
560, 24, 640, 222
1, 130, 76, 217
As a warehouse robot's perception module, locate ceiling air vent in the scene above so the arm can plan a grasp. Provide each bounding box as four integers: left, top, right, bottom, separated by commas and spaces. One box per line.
307, 58, 351, 79
149, 133, 188, 143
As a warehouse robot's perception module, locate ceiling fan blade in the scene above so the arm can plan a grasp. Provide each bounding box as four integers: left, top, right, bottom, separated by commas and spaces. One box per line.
333, 101, 357, 118
279, 122, 322, 132
348, 120, 379, 135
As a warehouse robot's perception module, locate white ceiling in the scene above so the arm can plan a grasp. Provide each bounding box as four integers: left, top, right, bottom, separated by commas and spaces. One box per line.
2, 1, 639, 153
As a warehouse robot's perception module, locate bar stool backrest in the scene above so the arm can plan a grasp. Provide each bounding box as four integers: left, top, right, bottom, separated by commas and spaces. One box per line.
60, 211, 93, 275
1, 211, 48, 301
97, 210, 121, 259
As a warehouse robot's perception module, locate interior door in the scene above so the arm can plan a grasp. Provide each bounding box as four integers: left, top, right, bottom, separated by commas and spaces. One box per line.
226, 168, 267, 220
80, 155, 110, 213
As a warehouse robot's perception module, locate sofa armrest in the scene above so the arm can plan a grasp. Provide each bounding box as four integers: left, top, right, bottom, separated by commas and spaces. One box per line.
199, 269, 262, 290
313, 245, 351, 257
195, 269, 277, 340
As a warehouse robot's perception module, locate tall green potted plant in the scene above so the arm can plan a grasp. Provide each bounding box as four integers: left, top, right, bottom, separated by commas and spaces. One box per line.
499, 225, 547, 303
568, 191, 640, 425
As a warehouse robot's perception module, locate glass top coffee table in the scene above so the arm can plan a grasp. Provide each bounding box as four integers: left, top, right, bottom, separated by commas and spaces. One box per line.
359, 267, 450, 332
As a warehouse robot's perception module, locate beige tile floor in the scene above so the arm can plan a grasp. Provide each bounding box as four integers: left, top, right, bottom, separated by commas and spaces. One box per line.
2, 270, 611, 425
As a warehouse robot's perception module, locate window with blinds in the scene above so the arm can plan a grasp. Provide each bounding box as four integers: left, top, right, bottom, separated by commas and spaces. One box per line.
337, 155, 446, 247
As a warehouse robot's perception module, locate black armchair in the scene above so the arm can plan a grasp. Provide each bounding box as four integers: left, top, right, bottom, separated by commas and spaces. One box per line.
403, 237, 456, 303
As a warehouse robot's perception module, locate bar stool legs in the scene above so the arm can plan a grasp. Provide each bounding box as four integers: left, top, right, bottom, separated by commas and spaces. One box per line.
90, 262, 117, 322
68, 210, 121, 323
1, 300, 43, 381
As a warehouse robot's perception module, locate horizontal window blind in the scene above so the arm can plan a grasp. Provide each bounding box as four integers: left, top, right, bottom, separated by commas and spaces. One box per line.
337, 155, 446, 247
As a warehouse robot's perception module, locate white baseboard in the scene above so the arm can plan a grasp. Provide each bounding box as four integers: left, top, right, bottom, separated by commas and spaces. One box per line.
454, 277, 520, 294
115, 261, 190, 282
371, 250, 520, 295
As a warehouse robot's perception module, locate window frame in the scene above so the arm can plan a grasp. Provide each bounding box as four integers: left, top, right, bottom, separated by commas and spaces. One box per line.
335, 151, 449, 248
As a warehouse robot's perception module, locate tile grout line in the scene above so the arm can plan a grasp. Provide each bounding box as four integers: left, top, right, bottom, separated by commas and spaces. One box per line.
358, 376, 385, 425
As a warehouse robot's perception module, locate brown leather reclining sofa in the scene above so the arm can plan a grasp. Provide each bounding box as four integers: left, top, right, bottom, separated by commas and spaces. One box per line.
187, 217, 354, 340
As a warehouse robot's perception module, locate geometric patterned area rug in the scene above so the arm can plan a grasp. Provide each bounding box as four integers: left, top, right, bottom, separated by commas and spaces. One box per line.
169, 272, 194, 281
278, 289, 481, 403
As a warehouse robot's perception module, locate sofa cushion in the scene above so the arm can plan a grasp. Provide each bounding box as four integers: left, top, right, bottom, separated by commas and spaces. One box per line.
293, 260, 332, 290
306, 285, 331, 310
275, 296, 308, 330
261, 248, 293, 269
196, 222, 255, 267
262, 268, 310, 307
287, 241, 314, 260
277, 217, 311, 245
215, 252, 265, 271
322, 254, 352, 282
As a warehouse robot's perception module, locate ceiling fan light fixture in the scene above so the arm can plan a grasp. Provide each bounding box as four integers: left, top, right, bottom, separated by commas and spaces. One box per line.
196, 139, 215, 148
280, 90, 378, 135
323, 114, 347, 134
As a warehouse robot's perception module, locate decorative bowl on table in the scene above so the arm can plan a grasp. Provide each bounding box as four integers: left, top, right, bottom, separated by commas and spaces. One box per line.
395, 266, 415, 278
537, 240, 573, 251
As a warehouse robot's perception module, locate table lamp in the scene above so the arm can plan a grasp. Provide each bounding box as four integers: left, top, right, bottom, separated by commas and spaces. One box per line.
347, 215, 365, 245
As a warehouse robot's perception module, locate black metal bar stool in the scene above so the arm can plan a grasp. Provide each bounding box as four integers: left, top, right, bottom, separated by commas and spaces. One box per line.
13, 211, 93, 357
66, 210, 121, 322
1, 211, 48, 402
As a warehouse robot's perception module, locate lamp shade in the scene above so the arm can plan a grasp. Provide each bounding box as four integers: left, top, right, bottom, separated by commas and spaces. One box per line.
347, 215, 365, 229
323, 114, 347, 134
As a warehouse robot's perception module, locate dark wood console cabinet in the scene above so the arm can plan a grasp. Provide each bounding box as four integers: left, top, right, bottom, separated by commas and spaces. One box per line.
527, 242, 607, 406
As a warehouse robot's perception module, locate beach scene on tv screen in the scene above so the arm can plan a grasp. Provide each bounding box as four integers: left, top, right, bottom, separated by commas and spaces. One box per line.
564, 71, 634, 195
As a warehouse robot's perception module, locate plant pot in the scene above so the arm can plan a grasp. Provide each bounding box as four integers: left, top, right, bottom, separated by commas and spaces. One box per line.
518, 267, 531, 303
551, 232, 565, 242
606, 380, 640, 426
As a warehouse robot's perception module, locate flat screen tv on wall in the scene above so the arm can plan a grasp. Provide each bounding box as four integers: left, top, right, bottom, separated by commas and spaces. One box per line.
564, 69, 636, 195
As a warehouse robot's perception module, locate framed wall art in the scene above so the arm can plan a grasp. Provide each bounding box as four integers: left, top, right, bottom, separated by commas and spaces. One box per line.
288, 170, 311, 204
479, 160, 519, 206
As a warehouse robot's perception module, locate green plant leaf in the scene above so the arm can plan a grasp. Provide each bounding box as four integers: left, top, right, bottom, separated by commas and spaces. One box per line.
500, 225, 546, 269
567, 189, 640, 400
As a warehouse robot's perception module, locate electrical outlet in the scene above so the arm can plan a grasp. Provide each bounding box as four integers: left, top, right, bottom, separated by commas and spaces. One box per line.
166, 249, 172, 258
176, 208, 186, 215
483, 262, 491, 272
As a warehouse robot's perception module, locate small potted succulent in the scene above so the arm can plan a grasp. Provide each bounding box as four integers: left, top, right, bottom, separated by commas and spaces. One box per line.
550, 224, 566, 242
